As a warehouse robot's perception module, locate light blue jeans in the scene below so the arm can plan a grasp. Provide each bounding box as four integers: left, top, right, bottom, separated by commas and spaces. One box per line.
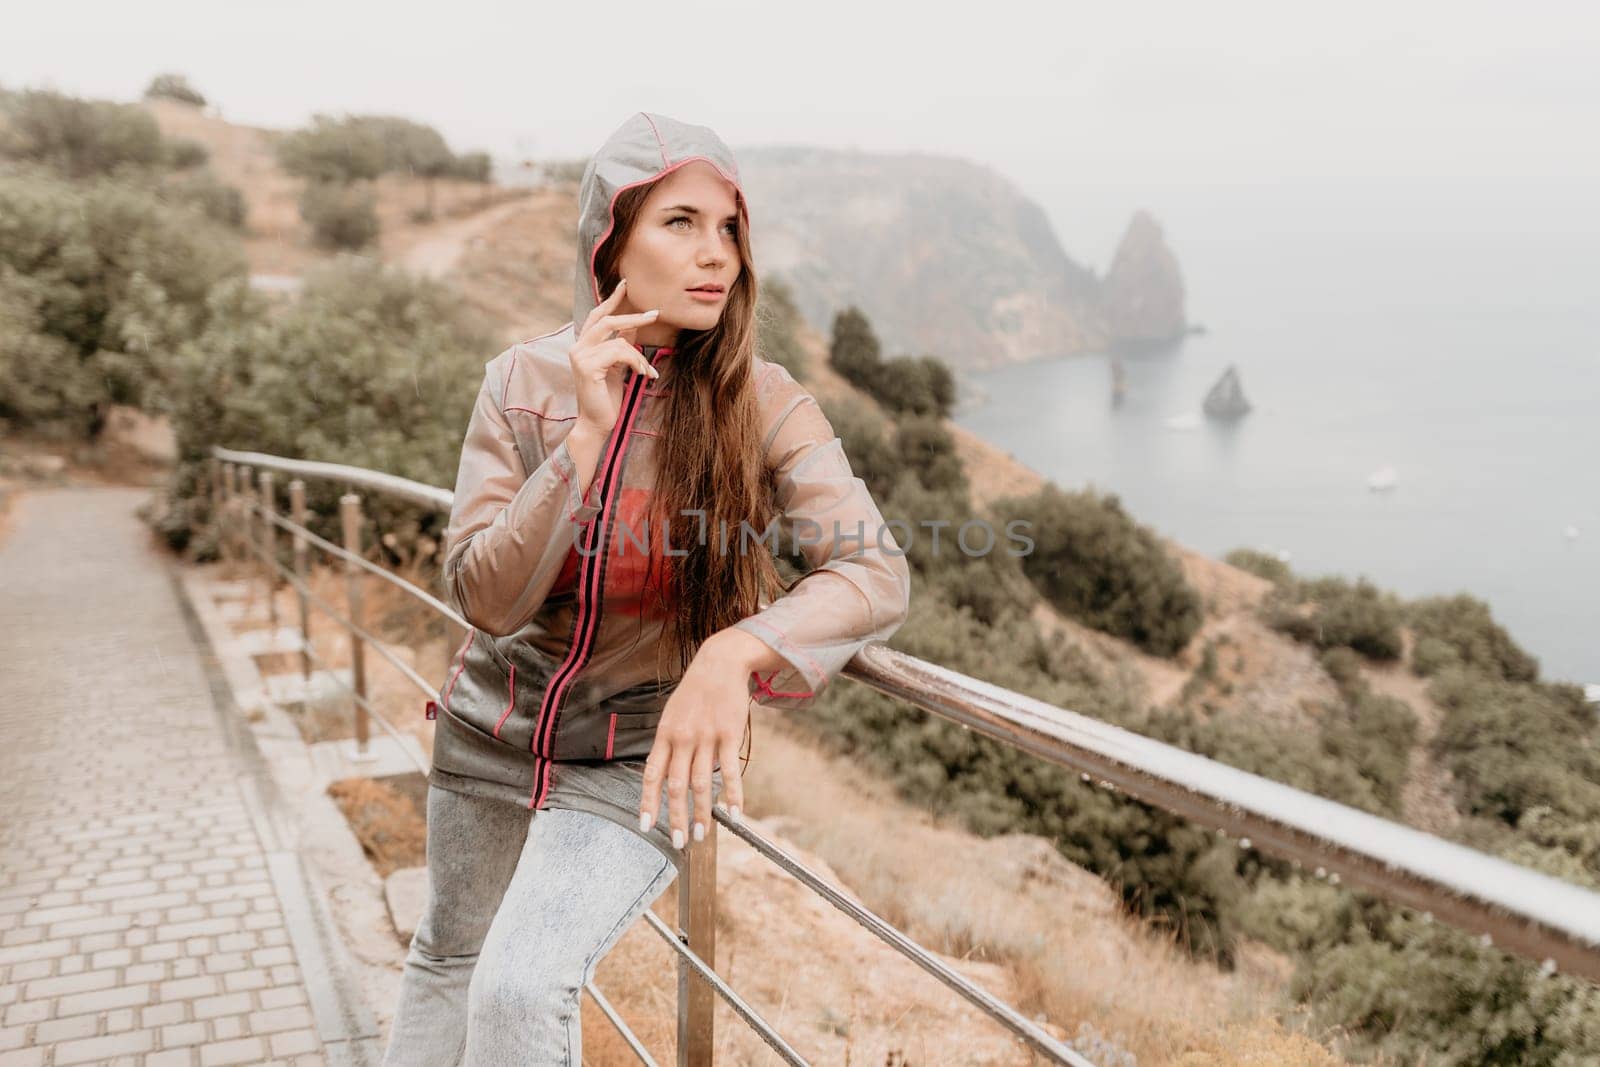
380, 758, 724, 1066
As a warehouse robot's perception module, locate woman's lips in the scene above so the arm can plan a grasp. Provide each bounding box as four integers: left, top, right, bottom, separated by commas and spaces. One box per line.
686, 288, 724, 302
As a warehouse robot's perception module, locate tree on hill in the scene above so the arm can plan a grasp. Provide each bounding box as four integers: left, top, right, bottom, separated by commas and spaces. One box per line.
0, 89, 167, 179
144, 73, 207, 107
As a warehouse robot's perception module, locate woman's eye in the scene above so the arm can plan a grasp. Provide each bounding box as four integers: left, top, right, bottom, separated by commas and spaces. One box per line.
669, 216, 691, 229
721, 222, 739, 238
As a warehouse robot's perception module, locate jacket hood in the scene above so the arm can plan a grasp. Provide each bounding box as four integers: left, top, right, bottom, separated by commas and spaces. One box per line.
572, 112, 750, 331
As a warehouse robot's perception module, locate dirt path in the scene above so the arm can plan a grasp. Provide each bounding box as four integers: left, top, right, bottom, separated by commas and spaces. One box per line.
394, 198, 533, 279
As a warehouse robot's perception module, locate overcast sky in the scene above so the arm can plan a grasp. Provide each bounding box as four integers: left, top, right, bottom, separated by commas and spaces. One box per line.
6, 1, 1598, 261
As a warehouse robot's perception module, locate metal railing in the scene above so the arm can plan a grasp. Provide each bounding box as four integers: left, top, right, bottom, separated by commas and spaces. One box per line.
208, 445, 1600, 1066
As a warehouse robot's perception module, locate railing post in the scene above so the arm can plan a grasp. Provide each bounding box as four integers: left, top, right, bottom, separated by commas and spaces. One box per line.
677, 824, 718, 1066
259, 471, 279, 636
340, 493, 373, 760
238, 465, 255, 596
289, 480, 313, 691
222, 463, 237, 570
208, 456, 222, 553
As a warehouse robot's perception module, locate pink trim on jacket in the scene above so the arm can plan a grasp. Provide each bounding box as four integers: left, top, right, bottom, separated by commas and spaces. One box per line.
491, 664, 517, 739
526, 352, 660, 809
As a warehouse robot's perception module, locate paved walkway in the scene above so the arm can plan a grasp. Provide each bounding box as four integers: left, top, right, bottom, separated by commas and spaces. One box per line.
0, 488, 363, 1066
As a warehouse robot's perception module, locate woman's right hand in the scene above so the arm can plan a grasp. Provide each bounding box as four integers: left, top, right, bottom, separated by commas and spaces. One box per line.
570, 278, 661, 435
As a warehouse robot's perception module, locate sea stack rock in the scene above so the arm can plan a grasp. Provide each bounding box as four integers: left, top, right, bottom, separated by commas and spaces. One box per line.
1203, 363, 1252, 419
1101, 210, 1187, 349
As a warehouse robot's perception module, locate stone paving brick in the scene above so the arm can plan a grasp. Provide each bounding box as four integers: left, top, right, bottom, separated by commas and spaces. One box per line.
0, 490, 330, 1063
194, 992, 252, 1021
270, 1028, 320, 1057
52, 1028, 156, 1064
199, 1035, 263, 1065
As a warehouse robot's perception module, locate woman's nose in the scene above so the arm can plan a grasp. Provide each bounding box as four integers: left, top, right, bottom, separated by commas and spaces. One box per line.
697, 235, 726, 266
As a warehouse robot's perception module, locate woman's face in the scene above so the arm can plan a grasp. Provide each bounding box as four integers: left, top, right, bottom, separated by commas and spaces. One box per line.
613, 160, 743, 347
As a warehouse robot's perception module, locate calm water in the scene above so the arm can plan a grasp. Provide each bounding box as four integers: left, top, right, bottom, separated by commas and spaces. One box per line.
955, 179, 1600, 687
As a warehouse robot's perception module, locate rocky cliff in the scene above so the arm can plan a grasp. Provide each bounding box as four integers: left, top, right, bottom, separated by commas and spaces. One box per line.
738, 146, 1187, 370
1101, 209, 1189, 349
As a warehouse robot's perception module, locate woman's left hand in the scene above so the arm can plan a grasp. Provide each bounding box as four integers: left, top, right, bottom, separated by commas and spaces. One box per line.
638, 638, 749, 849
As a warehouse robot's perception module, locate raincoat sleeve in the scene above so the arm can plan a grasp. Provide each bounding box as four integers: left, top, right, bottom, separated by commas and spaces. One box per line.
440, 363, 602, 637
731, 382, 913, 710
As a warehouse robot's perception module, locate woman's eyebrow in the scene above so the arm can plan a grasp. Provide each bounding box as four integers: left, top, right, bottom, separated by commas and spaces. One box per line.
659, 204, 739, 221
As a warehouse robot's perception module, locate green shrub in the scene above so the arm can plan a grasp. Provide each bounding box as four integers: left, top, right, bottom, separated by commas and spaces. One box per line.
1407, 593, 1540, 682
153, 257, 494, 556
1428, 666, 1600, 839
795, 588, 1247, 962
828, 305, 881, 381
1296, 910, 1600, 1065
1223, 547, 1295, 590
1410, 634, 1461, 677
144, 73, 207, 107
891, 415, 966, 495
1265, 575, 1405, 660
163, 138, 208, 170
826, 305, 956, 417
275, 113, 489, 186
160, 170, 247, 229
996, 483, 1202, 657
275, 115, 386, 183
0, 89, 166, 179
446, 150, 492, 182
0, 171, 246, 432
298, 180, 378, 249
756, 276, 808, 380
1318, 646, 1364, 696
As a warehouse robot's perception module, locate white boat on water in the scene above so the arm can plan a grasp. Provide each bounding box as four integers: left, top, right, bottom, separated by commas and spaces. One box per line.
1368, 464, 1398, 492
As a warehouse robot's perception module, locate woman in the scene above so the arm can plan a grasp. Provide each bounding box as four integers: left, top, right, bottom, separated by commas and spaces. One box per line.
381, 112, 912, 1065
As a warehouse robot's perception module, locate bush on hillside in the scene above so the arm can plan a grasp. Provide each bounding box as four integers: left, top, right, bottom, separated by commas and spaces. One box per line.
152, 257, 494, 556
1223, 547, 1295, 591
995, 483, 1202, 657
1406, 592, 1539, 682
163, 138, 208, 170
827, 305, 956, 417
1428, 666, 1600, 839
444, 150, 492, 183
1264, 574, 1405, 661
0, 89, 167, 179
144, 73, 207, 107
795, 586, 1249, 962
891, 415, 966, 495
298, 180, 379, 250
275, 115, 387, 183
0, 171, 246, 434
159, 170, 247, 229
756, 276, 808, 379
275, 113, 491, 186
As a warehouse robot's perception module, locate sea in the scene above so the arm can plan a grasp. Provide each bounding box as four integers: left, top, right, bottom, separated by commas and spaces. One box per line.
953, 176, 1599, 690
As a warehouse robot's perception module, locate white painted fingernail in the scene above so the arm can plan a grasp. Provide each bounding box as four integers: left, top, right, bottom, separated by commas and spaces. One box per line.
639, 812, 651, 833
693, 822, 705, 842
729, 805, 742, 824
645, 308, 659, 317
672, 829, 685, 850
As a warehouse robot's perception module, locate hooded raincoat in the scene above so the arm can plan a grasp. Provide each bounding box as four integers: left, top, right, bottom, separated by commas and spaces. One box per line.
428, 112, 913, 812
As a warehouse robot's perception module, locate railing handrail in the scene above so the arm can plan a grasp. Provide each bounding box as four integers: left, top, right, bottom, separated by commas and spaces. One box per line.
209, 444, 1600, 1062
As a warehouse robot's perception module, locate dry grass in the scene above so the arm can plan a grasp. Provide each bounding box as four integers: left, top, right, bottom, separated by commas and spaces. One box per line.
721, 709, 1342, 1065
327, 776, 427, 878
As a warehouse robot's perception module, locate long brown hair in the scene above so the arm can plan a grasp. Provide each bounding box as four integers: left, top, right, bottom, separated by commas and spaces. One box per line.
591, 177, 787, 687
